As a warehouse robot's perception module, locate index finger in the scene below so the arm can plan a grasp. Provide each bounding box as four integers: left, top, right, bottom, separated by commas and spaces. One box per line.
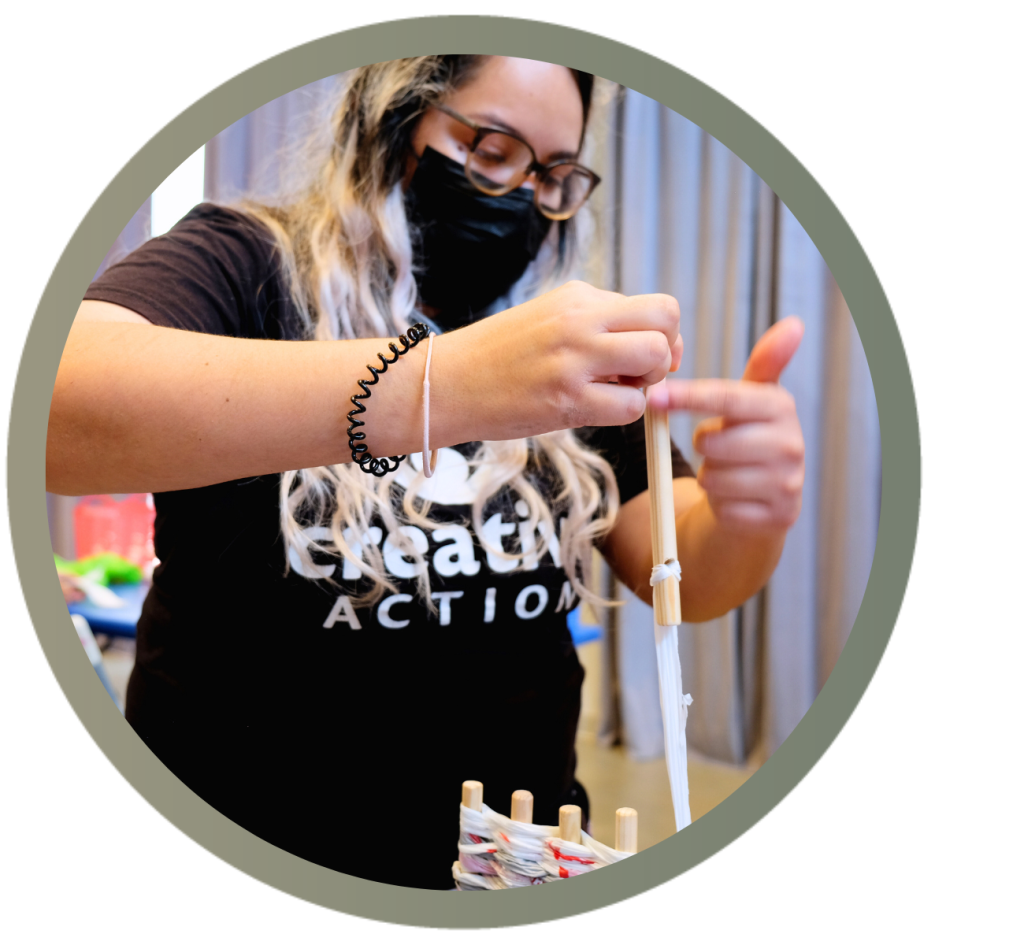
601, 292, 681, 340
650, 378, 792, 421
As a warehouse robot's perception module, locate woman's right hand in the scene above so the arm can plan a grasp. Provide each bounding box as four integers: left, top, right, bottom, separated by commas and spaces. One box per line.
435, 280, 682, 443
50, 285, 681, 495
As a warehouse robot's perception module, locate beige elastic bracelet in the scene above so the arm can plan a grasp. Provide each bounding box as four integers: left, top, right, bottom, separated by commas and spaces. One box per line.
422, 332, 439, 478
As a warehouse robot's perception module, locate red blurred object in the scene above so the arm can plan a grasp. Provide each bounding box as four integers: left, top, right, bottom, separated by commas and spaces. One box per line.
74, 494, 156, 568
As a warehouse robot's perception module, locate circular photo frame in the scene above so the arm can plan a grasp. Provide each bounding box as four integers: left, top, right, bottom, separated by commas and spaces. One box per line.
10, 15, 919, 929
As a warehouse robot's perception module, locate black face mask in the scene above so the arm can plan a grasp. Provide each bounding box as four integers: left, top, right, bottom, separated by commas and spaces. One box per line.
404, 146, 553, 331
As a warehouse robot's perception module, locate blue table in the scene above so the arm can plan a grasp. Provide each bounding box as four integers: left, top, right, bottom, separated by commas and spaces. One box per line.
67, 582, 148, 638
567, 606, 602, 646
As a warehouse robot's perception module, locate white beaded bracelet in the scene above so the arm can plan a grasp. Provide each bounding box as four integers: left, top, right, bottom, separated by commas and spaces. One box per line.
422, 331, 439, 478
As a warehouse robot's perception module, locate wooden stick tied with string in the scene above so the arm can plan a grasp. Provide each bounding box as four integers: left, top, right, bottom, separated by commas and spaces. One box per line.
644, 384, 682, 625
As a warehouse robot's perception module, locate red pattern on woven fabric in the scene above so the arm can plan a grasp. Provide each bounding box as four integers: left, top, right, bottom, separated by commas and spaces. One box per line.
549, 841, 595, 865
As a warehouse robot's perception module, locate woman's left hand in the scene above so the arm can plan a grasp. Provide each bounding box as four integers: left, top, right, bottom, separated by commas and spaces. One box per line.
647, 316, 806, 534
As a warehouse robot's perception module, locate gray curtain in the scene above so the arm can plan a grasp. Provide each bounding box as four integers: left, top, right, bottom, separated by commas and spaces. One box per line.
587, 83, 881, 762
204, 76, 342, 204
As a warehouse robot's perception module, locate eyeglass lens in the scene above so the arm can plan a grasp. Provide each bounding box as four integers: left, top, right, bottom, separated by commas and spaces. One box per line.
536, 165, 594, 220
465, 130, 592, 220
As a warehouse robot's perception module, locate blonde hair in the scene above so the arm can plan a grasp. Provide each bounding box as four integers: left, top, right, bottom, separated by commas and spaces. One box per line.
239, 57, 619, 610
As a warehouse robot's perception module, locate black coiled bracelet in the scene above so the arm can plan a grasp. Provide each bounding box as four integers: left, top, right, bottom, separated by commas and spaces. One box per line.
346, 323, 431, 477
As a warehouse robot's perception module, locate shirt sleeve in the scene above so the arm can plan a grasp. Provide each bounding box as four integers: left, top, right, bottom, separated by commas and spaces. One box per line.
84, 204, 294, 339
577, 417, 695, 507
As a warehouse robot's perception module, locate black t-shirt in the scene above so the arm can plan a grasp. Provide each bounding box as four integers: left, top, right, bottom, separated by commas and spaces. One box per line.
85, 204, 693, 889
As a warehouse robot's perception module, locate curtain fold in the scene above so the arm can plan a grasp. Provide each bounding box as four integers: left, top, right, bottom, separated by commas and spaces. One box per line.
204, 76, 342, 204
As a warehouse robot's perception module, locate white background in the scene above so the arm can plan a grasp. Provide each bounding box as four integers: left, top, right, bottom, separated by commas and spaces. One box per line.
3, 1, 1021, 941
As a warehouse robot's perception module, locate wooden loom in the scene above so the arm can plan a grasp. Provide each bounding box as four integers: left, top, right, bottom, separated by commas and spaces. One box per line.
461, 779, 638, 853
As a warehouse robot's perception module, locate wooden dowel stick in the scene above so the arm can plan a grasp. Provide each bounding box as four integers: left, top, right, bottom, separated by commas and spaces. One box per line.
511, 789, 534, 823
559, 805, 582, 844
462, 780, 483, 812
615, 807, 638, 853
644, 382, 682, 627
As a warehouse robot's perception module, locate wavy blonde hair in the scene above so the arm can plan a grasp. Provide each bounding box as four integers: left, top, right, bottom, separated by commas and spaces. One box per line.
239, 56, 619, 610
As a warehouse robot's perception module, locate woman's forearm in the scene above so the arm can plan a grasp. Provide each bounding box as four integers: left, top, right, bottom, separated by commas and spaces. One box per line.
603, 479, 786, 622
673, 490, 786, 623
47, 319, 448, 495
49, 283, 686, 495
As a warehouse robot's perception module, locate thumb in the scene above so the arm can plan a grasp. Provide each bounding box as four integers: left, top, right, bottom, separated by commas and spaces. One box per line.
742, 315, 805, 383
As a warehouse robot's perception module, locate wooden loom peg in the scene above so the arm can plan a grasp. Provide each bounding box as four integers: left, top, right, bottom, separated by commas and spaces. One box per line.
511, 789, 534, 823
462, 780, 483, 812
615, 807, 638, 853
559, 805, 582, 844
643, 381, 682, 627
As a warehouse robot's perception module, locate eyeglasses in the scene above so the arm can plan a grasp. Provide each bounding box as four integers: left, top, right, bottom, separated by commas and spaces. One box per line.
433, 103, 601, 221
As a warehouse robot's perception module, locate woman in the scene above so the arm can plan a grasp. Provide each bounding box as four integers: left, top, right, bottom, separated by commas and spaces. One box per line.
48, 55, 805, 889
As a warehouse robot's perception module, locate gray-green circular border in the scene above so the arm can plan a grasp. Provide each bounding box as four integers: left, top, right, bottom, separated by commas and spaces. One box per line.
9, 15, 919, 929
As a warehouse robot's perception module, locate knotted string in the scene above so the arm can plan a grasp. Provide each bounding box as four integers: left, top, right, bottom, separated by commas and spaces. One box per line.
649, 558, 682, 586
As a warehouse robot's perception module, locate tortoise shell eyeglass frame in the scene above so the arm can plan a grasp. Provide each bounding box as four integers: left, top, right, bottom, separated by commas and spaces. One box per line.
431, 102, 601, 221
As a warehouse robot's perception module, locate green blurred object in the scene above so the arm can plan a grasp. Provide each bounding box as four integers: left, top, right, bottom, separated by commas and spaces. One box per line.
54, 552, 143, 586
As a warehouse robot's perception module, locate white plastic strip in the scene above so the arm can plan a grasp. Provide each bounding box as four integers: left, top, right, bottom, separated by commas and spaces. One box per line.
488, 808, 558, 883
650, 563, 692, 831
452, 861, 505, 890
655, 623, 693, 830
454, 803, 501, 885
